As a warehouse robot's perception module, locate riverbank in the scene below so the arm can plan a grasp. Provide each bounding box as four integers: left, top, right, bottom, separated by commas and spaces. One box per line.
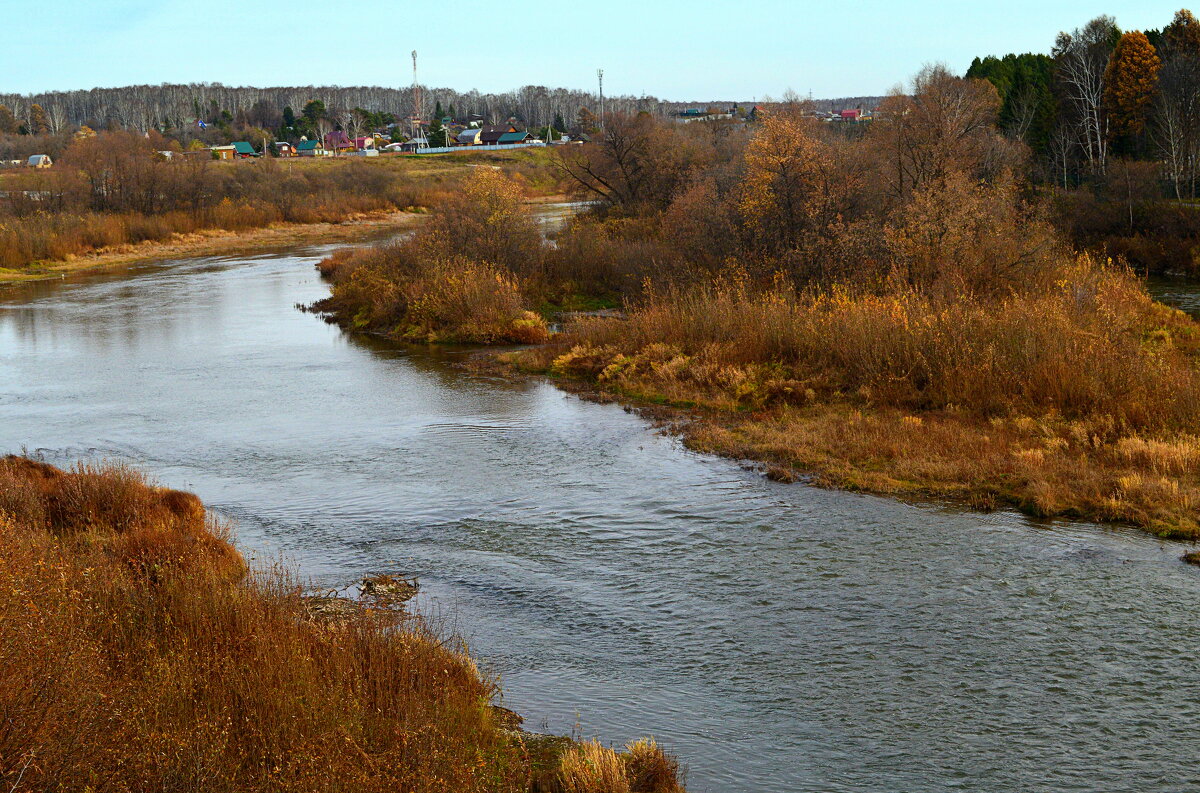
511, 364, 1200, 540
309, 163, 1200, 541
0, 188, 572, 287
0, 137, 569, 279
0, 210, 425, 285
314, 233, 1200, 541
0, 456, 685, 792
492, 268, 1200, 540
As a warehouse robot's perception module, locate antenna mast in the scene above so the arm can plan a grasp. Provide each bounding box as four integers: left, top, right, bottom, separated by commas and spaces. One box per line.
597, 68, 605, 131
411, 50, 422, 143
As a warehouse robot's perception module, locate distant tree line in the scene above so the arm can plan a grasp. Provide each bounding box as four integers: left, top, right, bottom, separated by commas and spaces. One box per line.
0, 83, 677, 143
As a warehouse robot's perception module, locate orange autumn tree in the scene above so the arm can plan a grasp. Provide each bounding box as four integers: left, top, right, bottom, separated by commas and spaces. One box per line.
1104, 31, 1162, 137
737, 110, 841, 255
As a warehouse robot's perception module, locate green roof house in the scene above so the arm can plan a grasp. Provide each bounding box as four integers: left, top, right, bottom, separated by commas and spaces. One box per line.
296, 139, 327, 157
497, 131, 533, 144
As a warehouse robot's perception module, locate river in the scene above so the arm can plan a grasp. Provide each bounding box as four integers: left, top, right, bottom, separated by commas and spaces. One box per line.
4, 248, 1200, 792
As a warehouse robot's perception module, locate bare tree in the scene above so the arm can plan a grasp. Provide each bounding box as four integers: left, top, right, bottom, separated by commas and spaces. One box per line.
1155, 44, 1200, 199
1005, 80, 1043, 142
1053, 16, 1117, 176
0, 82, 676, 137
870, 64, 1005, 201
45, 102, 67, 134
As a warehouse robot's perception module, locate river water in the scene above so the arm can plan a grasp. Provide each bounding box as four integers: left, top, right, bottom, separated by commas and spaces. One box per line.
4, 249, 1200, 792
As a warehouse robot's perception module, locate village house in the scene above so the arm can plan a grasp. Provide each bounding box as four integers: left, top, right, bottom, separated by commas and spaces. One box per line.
478, 123, 519, 145
295, 139, 328, 157
323, 130, 355, 154
456, 128, 481, 146
209, 142, 258, 160
26, 154, 52, 168
273, 141, 297, 157
497, 131, 533, 145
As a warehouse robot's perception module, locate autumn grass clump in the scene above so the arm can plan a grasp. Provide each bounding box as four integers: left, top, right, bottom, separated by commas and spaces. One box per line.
622, 738, 685, 793
552, 738, 685, 793
545, 258, 1200, 426
311, 168, 551, 344
521, 257, 1200, 537
0, 455, 541, 792
314, 245, 548, 344
557, 742, 630, 793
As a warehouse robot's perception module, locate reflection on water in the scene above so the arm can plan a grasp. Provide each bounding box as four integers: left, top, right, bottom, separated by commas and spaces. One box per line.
1148, 274, 1200, 319
4, 249, 1200, 792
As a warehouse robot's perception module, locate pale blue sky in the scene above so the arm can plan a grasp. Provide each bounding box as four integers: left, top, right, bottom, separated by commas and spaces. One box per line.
0, 1, 1187, 99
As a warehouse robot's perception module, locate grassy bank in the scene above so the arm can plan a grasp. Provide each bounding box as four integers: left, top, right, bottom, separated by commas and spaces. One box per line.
513, 262, 1200, 538
0, 209, 422, 285
0, 133, 565, 277
0, 456, 685, 792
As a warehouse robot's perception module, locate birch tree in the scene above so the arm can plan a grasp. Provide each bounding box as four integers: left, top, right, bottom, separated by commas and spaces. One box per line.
1053, 16, 1118, 175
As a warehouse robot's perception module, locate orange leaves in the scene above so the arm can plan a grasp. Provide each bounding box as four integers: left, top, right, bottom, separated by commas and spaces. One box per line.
737, 110, 839, 252
1104, 31, 1162, 137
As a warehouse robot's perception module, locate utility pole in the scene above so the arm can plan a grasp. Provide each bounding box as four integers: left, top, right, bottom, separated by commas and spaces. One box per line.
597, 68, 605, 132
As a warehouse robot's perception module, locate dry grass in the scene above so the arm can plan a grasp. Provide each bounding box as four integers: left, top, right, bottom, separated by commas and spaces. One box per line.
622, 738, 685, 793
556, 741, 630, 793
312, 169, 551, 344
0, 142, 567, 272
0, 456, 528, 792
0, 455, 687, 792
517, 258, 1200, 537
682, 404, 1200, 537
552, 738, 685, 793
316, 249, 549, 344
545, 259, 1200, 430
0, 180, 401, 271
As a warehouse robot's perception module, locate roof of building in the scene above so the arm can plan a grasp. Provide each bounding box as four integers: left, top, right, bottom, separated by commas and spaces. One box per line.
232, 141, 257, 154
497, 131, 531, 143
324, 130, 353, 148
296, 140, 321, 151
457, 129, 480, 140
